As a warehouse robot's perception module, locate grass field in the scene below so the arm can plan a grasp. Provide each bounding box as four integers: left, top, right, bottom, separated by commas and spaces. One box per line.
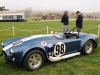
26, 17, 41, 21
0, 20, 100, 75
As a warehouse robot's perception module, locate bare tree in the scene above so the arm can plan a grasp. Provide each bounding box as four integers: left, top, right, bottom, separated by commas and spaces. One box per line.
24, 7, 33, 17
0, 6, 9, 11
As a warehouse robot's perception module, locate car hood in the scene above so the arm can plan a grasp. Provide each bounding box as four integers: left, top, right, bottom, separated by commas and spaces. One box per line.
2, 34, 55, 51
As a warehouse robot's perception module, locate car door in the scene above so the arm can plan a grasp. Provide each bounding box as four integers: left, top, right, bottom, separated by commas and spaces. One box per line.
53, 38, 81, 57
64, 39, 81, 54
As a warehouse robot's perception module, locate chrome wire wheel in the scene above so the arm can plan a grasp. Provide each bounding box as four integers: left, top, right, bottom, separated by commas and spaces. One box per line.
28, 53, 42, 68
85, 41, 93, 54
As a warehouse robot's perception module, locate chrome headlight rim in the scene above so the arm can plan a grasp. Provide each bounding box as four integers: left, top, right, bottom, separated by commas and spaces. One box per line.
1, 43, 4, 47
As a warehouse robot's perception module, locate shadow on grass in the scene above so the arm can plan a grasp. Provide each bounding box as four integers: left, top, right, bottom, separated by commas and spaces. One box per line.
4, 55, 83, 71
0, 48, 99, 73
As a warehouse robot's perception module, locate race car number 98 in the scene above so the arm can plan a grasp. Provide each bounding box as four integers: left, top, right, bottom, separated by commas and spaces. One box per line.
54, 42, 66, 57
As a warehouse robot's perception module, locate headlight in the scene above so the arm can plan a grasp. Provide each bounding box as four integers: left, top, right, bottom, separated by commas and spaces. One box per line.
9, 49, 13, 56
1, 43, 3, 46
1, 43, 4, 48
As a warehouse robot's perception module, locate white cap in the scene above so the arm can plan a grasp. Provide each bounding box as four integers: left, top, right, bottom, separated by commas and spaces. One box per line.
64, 10, 68, 12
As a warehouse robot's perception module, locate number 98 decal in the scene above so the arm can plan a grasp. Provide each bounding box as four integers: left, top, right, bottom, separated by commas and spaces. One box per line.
54, 42, 66, 57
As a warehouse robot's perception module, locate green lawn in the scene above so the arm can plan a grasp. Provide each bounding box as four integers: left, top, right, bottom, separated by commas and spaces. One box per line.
0, 20, 100, 75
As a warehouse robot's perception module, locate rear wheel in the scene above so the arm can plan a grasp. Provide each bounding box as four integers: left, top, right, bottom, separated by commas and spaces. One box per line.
81, 40, 94, 55
23, 50, 45, 71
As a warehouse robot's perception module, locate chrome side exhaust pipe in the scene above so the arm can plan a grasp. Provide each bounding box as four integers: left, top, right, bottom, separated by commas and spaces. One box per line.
48, 52, 81, 62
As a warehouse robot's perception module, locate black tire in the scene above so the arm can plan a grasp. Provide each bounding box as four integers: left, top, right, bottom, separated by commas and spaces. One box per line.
23, 50, 45, 71
81, 40, 94, 55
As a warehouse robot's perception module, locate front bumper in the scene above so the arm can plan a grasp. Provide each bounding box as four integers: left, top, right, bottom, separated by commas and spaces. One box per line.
0, 51, 15, 63
1, 43, 15, 63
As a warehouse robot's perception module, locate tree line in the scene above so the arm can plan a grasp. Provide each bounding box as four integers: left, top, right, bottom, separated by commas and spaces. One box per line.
0, 6, 100, 20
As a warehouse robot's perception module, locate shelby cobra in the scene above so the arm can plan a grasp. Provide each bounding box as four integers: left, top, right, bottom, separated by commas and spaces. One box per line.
0, 27, 99, 71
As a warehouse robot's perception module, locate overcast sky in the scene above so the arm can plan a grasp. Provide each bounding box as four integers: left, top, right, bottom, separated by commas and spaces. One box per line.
0, 0, 100, 12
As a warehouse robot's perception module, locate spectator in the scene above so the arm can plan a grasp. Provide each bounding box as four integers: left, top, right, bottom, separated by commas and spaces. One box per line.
61, 10, 69, 32
75, 11, 83, 32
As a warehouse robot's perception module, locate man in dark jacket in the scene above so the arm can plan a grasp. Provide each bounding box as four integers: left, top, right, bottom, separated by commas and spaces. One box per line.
61, 10, 69, 32
76, 11, 83, 32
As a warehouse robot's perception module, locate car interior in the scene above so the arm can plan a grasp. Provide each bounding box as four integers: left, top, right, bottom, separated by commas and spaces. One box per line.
64, 27, 79, 39
64, 33, 79, 39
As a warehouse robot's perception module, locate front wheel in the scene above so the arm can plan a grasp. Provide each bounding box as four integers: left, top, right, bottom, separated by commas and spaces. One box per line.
23, 50, 45, 71
81, 40, 94, 55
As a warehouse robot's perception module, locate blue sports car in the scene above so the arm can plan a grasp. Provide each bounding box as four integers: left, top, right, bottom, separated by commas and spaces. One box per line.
0, 27, 99, 71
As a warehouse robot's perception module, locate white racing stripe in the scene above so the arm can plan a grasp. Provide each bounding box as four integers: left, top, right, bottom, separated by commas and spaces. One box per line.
3, 34, 53, 51
3, 44, 13, 51
21, 34, 53, 42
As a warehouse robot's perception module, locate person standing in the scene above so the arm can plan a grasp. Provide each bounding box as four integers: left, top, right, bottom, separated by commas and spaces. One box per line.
75, 11, 83, 32
61, 10, 69, 32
